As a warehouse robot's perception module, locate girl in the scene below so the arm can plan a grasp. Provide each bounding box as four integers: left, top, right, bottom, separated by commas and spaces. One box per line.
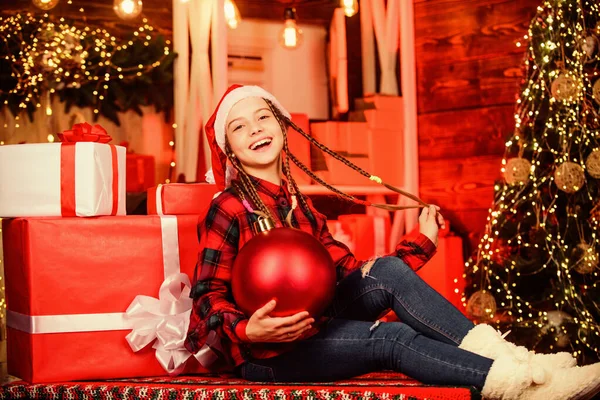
185, 85, 600, 400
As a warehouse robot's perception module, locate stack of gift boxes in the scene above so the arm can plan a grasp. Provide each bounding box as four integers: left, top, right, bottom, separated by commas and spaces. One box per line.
0, 118, 465, 384
0, 124, 219, 383
311, 95, 404, 186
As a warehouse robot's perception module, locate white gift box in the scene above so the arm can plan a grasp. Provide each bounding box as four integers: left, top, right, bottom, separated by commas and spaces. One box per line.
0, 142, 126, 217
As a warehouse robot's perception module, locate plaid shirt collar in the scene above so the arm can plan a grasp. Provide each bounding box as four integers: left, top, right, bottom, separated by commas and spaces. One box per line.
238, 175, 291, 199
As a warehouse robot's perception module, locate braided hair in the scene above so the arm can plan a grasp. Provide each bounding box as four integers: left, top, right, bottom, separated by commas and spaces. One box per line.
223, 97, 429, 230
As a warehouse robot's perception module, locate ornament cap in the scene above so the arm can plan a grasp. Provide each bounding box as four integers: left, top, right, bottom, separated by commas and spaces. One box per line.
253, 216, 275, 234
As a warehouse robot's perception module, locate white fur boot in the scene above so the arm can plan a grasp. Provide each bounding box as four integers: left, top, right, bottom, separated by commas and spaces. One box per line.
519, 362, 600, 400
459, 324, 576, 384
481, 354, 535, 400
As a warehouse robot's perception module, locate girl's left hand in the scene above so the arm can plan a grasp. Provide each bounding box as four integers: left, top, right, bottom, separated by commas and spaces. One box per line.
418, 205, 445, 247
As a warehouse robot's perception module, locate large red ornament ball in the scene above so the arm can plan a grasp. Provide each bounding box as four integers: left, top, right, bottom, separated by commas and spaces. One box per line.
231, 227, 336, 318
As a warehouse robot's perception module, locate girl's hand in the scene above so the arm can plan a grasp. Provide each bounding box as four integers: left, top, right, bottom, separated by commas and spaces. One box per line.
246, 299, 314, 343
418, 205, 445, 247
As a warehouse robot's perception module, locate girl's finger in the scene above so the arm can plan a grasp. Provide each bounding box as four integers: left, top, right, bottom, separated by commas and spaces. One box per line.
437, 213, 446, 229
281, 324, 312, 342
428, 205, 437, 221
419, 207, 429, 222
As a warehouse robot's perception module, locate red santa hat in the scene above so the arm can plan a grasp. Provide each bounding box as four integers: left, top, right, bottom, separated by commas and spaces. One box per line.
205, 84, 291, 191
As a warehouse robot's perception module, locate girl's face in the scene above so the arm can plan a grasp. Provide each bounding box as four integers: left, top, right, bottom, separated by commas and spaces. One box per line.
225, 96, 285, 172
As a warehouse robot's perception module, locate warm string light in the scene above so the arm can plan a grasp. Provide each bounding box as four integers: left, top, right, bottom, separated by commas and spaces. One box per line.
464, 0, 600, 361
0, 13, 173, 130
165, 123, 176, 184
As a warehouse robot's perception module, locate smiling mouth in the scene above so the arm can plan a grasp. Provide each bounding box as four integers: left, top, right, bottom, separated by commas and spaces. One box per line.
250, 138, 273, 151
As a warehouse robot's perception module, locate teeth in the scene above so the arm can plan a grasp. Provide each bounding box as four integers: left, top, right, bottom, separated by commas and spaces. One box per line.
250, 138, 272, 150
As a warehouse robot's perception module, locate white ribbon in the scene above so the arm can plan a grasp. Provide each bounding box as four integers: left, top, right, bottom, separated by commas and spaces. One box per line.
125, 273, 193, 375
6, 310, 131, 333
155, 184, 165, 215
124, 215, 194, 375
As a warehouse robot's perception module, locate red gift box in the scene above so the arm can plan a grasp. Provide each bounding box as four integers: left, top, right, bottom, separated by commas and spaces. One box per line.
126, 153, 156, 193
310, 121, 403, 186
330, 215, 391, 260
3, 215, 208, 383
147, 183, 218, 216
416, 235, 467, 313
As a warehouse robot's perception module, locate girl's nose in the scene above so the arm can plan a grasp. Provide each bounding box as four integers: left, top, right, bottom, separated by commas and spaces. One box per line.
249, 123, 263, 136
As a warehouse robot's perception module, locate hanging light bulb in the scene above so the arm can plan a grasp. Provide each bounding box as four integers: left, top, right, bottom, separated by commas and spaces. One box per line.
32, 0, 60, 10
279, 8, 303, 49
224, 0, 242, 29
114, 0, 143, 20
340, 0, 358, 17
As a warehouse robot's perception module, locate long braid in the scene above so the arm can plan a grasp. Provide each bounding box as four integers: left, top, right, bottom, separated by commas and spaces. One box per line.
268, 102, 319, 230
225, 144, 276, 222
264, 99, 429, 211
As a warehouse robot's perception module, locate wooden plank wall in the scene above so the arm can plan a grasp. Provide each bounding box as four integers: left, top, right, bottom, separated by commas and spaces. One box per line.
413, 0, 539, 251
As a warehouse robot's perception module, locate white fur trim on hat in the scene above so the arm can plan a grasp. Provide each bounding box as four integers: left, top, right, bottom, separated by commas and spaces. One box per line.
205, 164, 238, 190
214, 86, 291, 151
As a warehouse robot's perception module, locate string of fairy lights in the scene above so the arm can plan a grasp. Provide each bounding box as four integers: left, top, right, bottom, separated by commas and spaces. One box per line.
464, 0, 600, 360
0, 1, 177, 183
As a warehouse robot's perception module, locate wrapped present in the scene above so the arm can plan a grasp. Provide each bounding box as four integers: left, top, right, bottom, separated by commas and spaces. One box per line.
126, 154, 156, 193
311, 121, 371, 185
310, 121, 403, 186
329, 215, 391, 260
3, 215, 210, 383
147, 183, 218, 216
0, 123, 126, 217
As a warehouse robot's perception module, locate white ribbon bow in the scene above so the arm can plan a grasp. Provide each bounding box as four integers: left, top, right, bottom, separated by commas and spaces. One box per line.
125, 273, 193, 375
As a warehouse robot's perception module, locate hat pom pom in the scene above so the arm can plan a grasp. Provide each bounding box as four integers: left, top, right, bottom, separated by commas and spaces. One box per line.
205, 169, 216, 184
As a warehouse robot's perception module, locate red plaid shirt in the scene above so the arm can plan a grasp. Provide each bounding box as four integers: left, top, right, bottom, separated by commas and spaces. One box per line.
184, 176, 437, 370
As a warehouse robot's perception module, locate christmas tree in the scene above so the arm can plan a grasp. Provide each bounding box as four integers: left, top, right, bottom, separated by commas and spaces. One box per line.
464, 0, 600, 364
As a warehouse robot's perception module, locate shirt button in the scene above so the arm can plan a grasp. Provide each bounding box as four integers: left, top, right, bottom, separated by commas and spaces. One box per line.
278, 197, 289, 207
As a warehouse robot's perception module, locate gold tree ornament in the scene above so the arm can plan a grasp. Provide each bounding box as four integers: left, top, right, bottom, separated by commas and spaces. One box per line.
551, 73, 580, 101
581, 35, 598, 58
554, 162, 585, 193
540, 311, 574, 348
593, 80, 600, 105
466, 290, 497, 320
504, 157, 532, 185
585, 149, 600, 178
572, 243, 598, 274
32, 0, 59, 10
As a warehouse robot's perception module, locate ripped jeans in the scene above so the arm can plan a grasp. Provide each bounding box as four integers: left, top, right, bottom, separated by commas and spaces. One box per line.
238, 256, 493, 389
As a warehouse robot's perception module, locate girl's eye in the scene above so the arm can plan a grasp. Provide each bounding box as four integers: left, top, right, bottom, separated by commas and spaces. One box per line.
259, 115, 270, 120
233, 124, 244, 132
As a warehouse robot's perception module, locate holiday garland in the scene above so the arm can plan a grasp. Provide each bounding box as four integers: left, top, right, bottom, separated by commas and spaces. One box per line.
0, 12, 175, 126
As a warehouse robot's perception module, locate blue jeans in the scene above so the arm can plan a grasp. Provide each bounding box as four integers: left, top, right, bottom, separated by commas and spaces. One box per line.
239, 256, 494, 389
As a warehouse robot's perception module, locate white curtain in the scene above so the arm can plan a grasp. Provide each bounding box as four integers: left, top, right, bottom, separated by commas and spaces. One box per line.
370, 0, 399, 95
173, 0, 228, 182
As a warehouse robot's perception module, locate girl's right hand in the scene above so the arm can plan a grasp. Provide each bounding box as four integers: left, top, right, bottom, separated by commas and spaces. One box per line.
245, 299, 315, 343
